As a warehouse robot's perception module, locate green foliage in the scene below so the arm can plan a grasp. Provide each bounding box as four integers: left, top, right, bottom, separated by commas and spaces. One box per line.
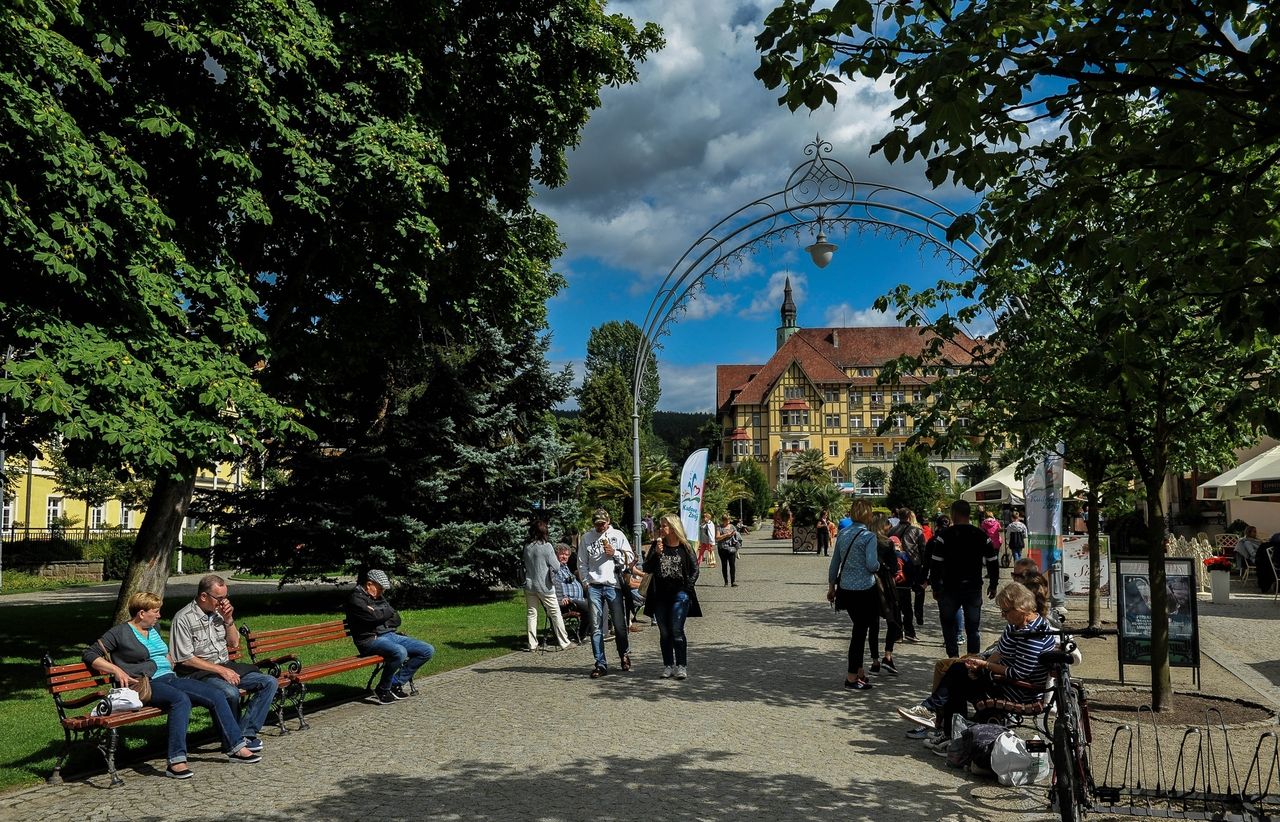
788, 448, 831, 485
583, 320, 661, 423
886, 448, 939, 518
854, 466, 886, 495
82, 537, 136, 580
702, 464, 752, 521
650, 411, 715, 461
776, 479, 843, 527
735, 459, 773, 525
578, 365, 634, 474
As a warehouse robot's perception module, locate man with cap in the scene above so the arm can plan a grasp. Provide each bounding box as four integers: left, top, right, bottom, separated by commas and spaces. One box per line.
577, 509, 635, 678
345, 569, 435, 704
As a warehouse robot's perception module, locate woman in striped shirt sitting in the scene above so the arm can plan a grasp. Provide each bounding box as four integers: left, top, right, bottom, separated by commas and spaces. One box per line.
897, 583, 1056, 753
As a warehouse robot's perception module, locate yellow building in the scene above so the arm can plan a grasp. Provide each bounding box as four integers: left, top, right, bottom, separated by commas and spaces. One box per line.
2, 454, 244, 541
715, 278, 985, 490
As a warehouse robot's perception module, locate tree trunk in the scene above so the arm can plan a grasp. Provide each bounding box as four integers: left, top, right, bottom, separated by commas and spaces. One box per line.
1144, 479, 1172, 711
111, 469, 196, 624
1086, 488, 1101, 628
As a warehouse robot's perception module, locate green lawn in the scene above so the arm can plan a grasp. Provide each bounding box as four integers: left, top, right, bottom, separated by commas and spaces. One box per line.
0, 587, 525, 793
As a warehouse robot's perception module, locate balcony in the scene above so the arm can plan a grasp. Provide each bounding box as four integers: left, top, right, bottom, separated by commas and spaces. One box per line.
847, 453, 892, 464
779, 424, 812, 433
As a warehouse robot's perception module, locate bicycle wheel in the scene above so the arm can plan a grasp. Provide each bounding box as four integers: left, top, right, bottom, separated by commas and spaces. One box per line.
1052, 715, 1082, 822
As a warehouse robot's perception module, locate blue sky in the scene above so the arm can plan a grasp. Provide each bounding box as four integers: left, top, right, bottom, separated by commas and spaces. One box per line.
537, 2, 981, 412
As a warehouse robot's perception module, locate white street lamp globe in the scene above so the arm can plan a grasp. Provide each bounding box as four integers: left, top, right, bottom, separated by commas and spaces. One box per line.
805, 233, 837, 268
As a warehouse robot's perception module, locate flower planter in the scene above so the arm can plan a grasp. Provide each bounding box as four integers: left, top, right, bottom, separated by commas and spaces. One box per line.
1210, 568, 1231, 604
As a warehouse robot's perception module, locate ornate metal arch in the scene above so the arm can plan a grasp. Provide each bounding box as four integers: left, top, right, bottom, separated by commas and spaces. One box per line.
629, 137, 987, 546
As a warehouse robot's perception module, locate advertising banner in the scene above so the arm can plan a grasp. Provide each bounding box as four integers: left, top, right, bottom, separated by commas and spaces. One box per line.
679, 448, 708, 545
1061, 535, 1110, 597
1116, 557, 1198, 669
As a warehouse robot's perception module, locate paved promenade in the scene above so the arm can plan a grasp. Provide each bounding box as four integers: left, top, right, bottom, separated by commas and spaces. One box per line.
3, 530, 1242, 822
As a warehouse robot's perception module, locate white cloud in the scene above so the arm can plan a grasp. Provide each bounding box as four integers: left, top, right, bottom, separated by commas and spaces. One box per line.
535, 0, 936, 281
680, 291, 736, 320
744, 270, 805, 317
822, 303, 903, 327
656, 361, 717, 412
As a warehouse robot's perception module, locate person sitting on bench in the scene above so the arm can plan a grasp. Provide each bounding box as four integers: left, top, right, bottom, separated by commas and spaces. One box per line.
345, 569, 434, 704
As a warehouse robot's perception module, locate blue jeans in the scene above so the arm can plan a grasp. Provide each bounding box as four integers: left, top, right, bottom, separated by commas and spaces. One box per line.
587, 584, 629, 670
364, 633, 434, 690
147, 676, 195, 764
654, 590, 692, 667
199, 669, 280, 739
156, 673, 247, 755
937, 588, 984, 659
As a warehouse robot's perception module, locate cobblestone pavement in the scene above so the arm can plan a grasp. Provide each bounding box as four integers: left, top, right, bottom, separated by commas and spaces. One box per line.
10, 530, 1252, 822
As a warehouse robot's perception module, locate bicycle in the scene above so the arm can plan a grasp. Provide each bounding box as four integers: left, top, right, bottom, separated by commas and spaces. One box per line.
1042, 626, 1118, 822
993, 625, 1117, 822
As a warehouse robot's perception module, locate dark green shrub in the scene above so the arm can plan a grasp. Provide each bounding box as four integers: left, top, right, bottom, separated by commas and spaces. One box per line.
83, 538, 135, 580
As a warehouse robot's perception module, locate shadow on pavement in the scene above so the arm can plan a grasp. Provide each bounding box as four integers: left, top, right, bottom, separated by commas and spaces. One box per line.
180, 749, 1038, 822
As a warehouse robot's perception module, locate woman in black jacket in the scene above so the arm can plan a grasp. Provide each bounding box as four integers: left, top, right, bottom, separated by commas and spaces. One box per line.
643, 514, 703, 680
83, 591, 261, 778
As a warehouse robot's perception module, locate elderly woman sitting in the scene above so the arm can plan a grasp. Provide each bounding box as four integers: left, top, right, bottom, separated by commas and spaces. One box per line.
896, 583, 1057, 754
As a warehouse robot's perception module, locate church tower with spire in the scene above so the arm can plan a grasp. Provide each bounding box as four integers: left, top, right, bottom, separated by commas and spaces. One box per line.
776, 276, 798, 350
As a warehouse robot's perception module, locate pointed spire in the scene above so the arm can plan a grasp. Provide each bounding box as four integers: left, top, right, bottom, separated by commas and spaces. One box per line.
777, 277, 798, 350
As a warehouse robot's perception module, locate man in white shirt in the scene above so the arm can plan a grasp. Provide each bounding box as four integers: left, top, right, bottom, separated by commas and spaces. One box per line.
577, 509, 634, 678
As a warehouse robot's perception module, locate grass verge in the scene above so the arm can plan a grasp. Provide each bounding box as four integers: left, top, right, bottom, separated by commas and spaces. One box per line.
0, 586, 524, 794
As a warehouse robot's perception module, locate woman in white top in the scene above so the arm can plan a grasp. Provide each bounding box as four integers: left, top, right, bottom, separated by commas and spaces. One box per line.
697, 511, 717, 568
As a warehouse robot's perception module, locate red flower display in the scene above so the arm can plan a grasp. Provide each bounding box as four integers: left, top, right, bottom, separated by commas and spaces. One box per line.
1203, 555, 1233, 571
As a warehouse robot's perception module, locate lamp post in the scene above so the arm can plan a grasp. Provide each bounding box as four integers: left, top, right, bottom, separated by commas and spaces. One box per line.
628, 138, 984, 551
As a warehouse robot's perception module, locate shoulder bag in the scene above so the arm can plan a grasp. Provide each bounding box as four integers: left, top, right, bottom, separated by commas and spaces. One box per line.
98, 639, 152, 704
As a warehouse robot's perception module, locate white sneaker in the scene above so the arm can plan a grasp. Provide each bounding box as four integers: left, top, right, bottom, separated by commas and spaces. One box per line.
661, 666, 673, 679
674, 665, 688, 680
897, 704, 937, 728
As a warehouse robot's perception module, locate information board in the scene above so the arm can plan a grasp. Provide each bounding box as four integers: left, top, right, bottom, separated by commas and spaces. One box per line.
1115, 557, 1200, 681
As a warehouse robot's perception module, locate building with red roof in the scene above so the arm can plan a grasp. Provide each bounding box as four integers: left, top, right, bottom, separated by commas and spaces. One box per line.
715, 278, 985, 489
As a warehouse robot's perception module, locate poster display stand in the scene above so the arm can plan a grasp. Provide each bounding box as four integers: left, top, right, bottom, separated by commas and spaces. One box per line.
1114, 556, 1200, 688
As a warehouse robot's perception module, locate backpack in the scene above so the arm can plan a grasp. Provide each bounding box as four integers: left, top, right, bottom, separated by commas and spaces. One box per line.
893, 550, 910, 585
1007, 526, 1026, 553
981, 517, 1003, 550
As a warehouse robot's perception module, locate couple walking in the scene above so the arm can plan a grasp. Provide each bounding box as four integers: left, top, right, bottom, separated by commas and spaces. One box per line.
698, 511, 741, 586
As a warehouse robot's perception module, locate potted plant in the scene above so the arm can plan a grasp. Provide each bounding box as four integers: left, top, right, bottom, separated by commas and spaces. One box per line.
1204, 555, 1233, 603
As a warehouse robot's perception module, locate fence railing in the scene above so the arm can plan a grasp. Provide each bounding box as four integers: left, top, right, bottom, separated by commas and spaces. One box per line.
0, 527, 142, 542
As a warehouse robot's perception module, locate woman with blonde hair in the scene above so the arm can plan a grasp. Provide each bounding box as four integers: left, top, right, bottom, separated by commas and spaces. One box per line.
643, 514, 703, 679
83, 591, 261, 778
826, 498, 880, 690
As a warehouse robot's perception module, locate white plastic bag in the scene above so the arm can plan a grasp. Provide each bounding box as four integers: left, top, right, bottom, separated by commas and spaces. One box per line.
991, 732, 1051, 786
92, 687, 144, 716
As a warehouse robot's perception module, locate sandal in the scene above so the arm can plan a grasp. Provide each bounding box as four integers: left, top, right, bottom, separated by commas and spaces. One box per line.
589, 666, 607, 679
621, 654, 632, 672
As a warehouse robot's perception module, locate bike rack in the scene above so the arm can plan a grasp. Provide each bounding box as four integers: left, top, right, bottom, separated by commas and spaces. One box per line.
1091, 705, 1280, 820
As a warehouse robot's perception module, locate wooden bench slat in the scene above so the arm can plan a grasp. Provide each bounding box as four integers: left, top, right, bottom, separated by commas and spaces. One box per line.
250, 632, 350, 654
293, 656, 382, 682
246, 620, 345, 641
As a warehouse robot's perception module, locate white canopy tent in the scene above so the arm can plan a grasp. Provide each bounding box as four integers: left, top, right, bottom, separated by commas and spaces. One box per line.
1196, 445, 1280, 502
961, 463, 1089, 507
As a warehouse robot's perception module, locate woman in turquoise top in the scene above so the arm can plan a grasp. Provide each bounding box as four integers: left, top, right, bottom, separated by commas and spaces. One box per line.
83, 591, 261, 779
826, 499, 881, 690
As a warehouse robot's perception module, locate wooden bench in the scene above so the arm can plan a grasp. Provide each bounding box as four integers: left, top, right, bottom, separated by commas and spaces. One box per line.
42, 655, 169, 786
42, 652, 289, 786
238, 619, 414, 730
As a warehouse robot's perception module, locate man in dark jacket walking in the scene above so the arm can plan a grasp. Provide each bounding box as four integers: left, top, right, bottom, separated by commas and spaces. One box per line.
345, 569, 434, 704
927, 500, 1000, 658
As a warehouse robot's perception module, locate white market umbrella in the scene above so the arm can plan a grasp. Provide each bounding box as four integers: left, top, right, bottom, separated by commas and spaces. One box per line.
961, 463, 1088, 507
1197, 445, 1280, 502
1233, 446, 1280, 501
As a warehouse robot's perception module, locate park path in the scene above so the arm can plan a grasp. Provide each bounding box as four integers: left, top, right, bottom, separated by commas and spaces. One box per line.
1, 531, 1085, 821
